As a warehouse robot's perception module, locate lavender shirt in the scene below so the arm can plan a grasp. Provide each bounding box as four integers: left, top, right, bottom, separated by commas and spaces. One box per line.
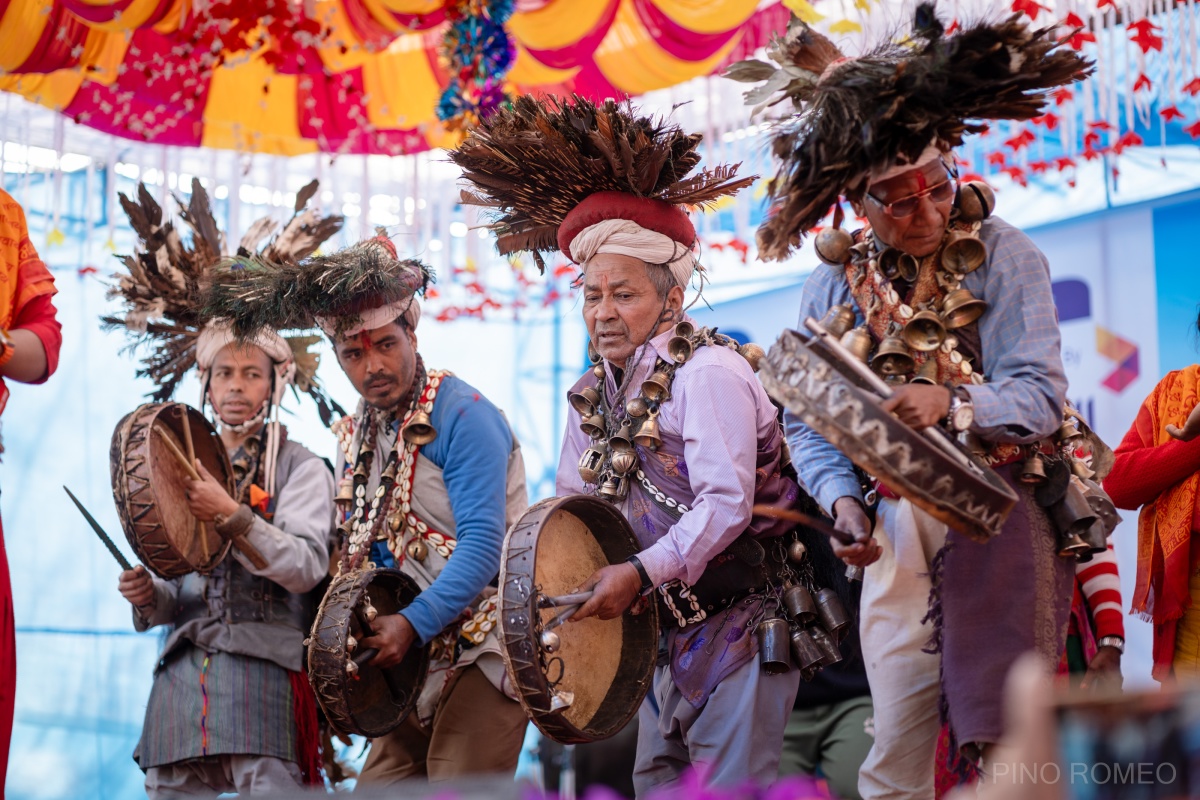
555, 316, 792, 586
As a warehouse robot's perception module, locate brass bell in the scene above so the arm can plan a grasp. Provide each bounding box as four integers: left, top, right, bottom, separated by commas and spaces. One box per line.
609, 423, 634, 453
407, 539, 428, 562
901, 309, 947, 352
940, 288, 988, 329
1018, 453, 1048, 485
819, 305, 856, 339
568, 386, 601, 416
345, 658, 360, 677
335, 478, 355, 503
633, 412, 662, 450
388, 513, 403, 533
814, 227, 853, 266
363, 600, 378, 623
550, 690, 575, 712
839, 327, 874, 363
871, 336, 915, 377
346, 635, 358, 652
592, 364, 606, 379
598, 474, 630, 501
787, 540, 808, 563
738, 342, 766, 373
580, 413, 606, 439
626, 398, 649, 418
783, 584, 817, 624
814, 588, 850, 635
941, 230, 987, 275
790, 628, 824, 671
1057, 420, 1084, 445
879, 248, 919, 282
910, 357, 939, 385
641, 371, 672, 402
1057, 531, 1090, 559
578, 446, 605, 483
401, 410, 437, 445
610, 448, 639, 475
673, 320, 695, 340
1070, 458, 1096, 480
667, 335, 693, 365
956, 181, 995, 223
754, 616, 792, 675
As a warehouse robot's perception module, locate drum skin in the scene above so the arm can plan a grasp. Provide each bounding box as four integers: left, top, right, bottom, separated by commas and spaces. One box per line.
110, 402, 234, 579
306, 568, 430, 738
759, 329, 1018, 542
499, 495, 658, 744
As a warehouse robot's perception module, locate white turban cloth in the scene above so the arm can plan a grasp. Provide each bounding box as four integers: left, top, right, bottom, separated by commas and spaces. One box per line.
868, 143, 947, 186
195, 320, 298, 498
568, 219, 699, 288
315, 296, 421, 340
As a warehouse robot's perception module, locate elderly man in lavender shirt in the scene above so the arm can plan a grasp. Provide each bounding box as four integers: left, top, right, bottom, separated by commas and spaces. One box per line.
555, 223, 803, 794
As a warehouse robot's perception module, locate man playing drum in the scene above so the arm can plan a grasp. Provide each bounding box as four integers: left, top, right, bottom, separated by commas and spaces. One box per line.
732, 10, 1092, 797
108, 182, 339, 796
452, 96, 803, 794
206, 231, 530, 785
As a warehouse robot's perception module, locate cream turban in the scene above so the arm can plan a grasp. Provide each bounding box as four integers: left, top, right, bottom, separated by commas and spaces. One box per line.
196, 320, 296, 408
315, 296, 421, 340
568, 219, 699, 288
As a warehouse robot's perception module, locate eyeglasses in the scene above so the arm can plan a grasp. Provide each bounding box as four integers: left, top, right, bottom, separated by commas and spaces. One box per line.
866, 178, 957, 219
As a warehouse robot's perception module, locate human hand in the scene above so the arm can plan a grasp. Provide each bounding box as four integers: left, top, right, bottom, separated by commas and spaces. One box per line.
831, 497, 881, 568
118, 565, 156, 611
359, 613, 417, 669
186, 461, 240, 523
571, 563, 643, 621
1079, 645, 1123, 692
1166, 403, 1200, 441
882, 384, 953, 430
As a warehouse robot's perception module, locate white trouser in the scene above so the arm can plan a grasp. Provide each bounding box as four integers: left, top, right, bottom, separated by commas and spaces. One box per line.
145, 754, 303, 798
858, 498, 948, 800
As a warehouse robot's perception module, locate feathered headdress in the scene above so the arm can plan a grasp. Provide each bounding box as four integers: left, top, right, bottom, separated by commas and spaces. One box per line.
105, 178, 346, 423
202, 230, 434, 342
727, 5, 1093, 260
448, 94, 756, 272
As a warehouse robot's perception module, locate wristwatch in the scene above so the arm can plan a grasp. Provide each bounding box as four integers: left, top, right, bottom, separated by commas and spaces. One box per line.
1097, 635, 1125, 654
944, 387, 974, 433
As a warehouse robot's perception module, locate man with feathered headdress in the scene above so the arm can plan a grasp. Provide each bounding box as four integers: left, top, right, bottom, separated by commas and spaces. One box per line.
204, 229, 530, 785
452, 95, 806, 793
106, 181, 342, 796
731, 7, 1097, 796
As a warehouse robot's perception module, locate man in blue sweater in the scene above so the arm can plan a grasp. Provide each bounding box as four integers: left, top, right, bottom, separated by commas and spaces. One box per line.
315, 235, 530, 784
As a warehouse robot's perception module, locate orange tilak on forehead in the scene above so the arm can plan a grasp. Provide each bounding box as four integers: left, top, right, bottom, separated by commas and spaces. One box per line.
357, 331, 374, 350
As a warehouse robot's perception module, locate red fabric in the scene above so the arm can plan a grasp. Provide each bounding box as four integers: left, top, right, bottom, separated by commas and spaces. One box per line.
288, 669, 322, 786
0, 518, 13, 789
1104, 370, 1200, 681
1077, 547, 1125, 640
557, 191, 696, 260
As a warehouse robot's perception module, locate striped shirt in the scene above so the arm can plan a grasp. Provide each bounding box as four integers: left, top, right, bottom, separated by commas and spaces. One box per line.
1077, 543, 1124, 640
784, 217, 1069, 513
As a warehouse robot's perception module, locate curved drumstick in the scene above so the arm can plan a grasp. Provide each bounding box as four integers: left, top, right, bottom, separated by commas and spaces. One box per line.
176, 405, 210, 564
153, 425, 268, 570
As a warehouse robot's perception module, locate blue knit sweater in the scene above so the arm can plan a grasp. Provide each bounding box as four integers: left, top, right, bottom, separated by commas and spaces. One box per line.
368, 375, 516, 643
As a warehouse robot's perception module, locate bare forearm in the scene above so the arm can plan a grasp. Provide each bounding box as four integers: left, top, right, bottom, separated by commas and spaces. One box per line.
2, 328, 47, 383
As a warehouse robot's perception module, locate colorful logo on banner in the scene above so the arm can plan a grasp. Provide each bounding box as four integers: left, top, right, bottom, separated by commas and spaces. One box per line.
1053, 277, 1140, 395
1096, 327, 1140, 392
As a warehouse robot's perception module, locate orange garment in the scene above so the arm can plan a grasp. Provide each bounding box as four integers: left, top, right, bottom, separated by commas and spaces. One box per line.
1119, 366, 1200, 680
0, 188, 58, 414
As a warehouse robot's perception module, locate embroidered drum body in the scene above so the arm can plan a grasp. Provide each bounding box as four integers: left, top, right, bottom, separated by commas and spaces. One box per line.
110, 402, 234, 579
499, 495, 658, 744
760, 329, 1018, 542
306, 567, 431, 737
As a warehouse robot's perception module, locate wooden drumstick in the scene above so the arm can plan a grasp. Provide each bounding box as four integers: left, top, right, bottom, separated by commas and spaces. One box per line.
154, 425, 268, 570
538, 591, 595, 608
176, 406, 210, 564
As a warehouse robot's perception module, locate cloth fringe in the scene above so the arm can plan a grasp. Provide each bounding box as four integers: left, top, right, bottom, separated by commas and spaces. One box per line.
289, 669, 323, 786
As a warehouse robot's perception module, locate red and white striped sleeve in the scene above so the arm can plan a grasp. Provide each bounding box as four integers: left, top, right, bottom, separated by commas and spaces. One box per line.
1077, 543, 1124, 641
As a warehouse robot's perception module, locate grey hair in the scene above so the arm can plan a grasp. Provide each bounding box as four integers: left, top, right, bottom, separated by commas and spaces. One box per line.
645, 263, 680, 299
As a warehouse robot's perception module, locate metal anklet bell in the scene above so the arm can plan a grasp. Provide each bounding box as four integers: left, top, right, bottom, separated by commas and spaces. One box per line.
755, 616, 792, 675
